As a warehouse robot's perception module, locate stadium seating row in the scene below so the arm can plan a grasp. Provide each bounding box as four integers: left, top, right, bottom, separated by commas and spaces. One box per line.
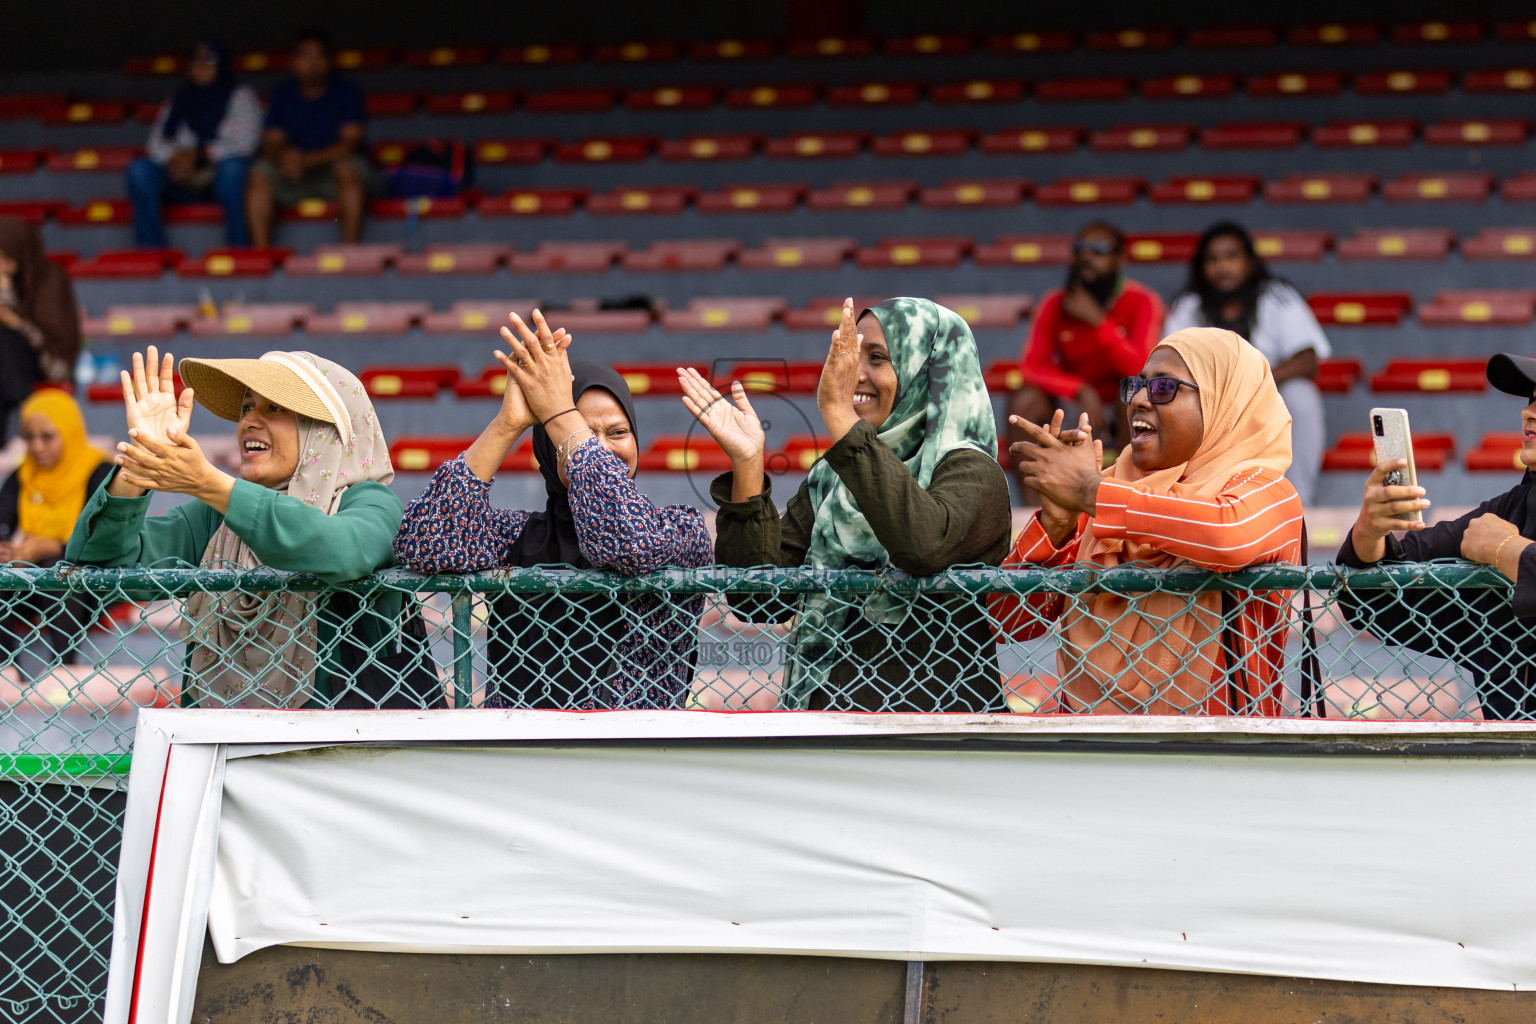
113, 20, 1536, 78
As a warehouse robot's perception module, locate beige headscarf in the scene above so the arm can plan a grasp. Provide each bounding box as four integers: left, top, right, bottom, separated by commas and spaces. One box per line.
1059, 328, 1293, 713
182, 353, 393, 708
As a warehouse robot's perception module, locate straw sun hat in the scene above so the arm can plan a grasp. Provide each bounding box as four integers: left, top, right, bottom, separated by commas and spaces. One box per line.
178, 351, 353, 446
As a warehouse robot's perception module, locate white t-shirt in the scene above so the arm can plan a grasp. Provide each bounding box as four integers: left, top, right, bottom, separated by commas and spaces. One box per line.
1163, 280, 1332, 367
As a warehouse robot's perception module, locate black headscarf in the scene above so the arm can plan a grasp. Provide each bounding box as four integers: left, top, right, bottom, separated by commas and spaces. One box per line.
488, 362, 640, 707
162, 40, 237, 144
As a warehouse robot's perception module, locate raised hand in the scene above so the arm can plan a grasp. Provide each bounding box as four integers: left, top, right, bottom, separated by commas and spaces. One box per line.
816, 298, 863, 444
677, 368, 765, 464
497, 309, 576, 427
121, 346, 194, 447
113, 424, 235, 514
1010, 411, 1103, 543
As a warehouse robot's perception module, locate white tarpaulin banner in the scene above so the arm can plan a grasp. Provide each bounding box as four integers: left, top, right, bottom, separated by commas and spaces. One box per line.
104, 710, 1536, 1024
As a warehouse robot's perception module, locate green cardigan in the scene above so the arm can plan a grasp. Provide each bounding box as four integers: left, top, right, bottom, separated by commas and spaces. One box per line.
711, 419, 1012, 712
64, 470, 405, 705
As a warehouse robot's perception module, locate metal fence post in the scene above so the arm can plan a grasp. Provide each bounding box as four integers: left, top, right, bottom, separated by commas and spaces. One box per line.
452, 592, 473, 709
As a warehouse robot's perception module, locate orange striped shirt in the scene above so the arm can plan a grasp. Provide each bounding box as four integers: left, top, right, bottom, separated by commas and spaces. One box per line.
991, 468, 1304, 714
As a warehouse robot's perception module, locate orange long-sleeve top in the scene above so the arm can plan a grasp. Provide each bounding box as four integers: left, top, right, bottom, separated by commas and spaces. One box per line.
990, 468, 1304, 715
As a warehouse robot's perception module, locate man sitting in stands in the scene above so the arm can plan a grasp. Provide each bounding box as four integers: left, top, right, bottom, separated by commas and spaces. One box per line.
245, 29, 372, 248
1008, 221, 1164, 502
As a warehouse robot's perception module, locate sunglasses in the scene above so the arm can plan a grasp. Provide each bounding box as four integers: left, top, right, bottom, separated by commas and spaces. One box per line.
1073, 240, 1118, 256
1121, 375, 1200, 405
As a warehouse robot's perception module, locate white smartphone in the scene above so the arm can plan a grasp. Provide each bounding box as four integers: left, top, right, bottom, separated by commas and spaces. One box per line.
1370, 407, 1422, 523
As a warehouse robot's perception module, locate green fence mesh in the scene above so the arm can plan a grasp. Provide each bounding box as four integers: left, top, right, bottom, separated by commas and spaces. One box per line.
1, 558, 1532, 1021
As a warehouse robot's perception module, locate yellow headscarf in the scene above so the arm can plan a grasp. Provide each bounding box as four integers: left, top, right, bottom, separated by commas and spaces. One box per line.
15, 389, 106, 544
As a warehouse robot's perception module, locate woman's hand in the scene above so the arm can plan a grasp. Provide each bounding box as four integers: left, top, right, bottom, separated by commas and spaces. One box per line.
114, 425, 235, 513
494, 312, 570, 434
1349, 459, 1429, 563
1461, 513, 1530, 581
1013, 411, 1095, 546
121, 346, 194, 447
462, 318, 572, 483
678, 368, 766, 501
1010, 413, 1104, 533
0, 534, 63, 565
498, 310, 578, 430
816, 298, 862, 444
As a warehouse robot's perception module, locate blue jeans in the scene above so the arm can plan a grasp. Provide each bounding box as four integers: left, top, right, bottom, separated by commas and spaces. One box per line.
125, 156, 251, 248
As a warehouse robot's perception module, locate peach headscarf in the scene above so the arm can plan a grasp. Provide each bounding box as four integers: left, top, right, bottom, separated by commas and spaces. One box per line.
1059, 328, 1293, 712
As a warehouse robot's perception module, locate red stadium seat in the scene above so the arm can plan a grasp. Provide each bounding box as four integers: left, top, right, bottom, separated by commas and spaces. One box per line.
1424, 119, 1529, 146
1246, 72, 1343, 97
979, 126, 1081, 155
552, 308, 652, 333
1036, 77, 1131, 101
725, 84, 819, 109
787, 36, 875, 58
1141, 74, 1236, 99
696, 183, 805, 214
1354, 69, 1454, 95
1463, 69, 1536, 94
305, 302, 431, 335
371, 196, 468, 219
0, 150, 42, 174
1034, 177, 1142, 205
886, 33, 973, 56
1392, 20, 1483, 44
163, 203, 224, 225
422, 91, 513, 115
1381, 171, 1494, 203
45, 147, 138, 173
690, 39, 777, 61
871, 129, 974, 157
658, 135, 761, 161
371, 141, 411, 168
1336, 229, 1454, 261
784, 296, 887, 331
930, 80, 1027, 104
638, 435, 733, 473
779, 434, 832, 471
334, 48, 394, 71
423, 301, 539, 335
1309, 293, 1413, 325
661, 298, 787, 331
81, 304, 196, 339
178, 249, 284, 277
389, 437, 479, 473
478, 189, 586, 217
0, 93, 65, 120
41, 101, 128, 125
586, 185, 695, 216
554, 136, 654, 163
127, 54, 186, 76
1312, 120, 1416, 148
57, 200, 131, 226
624, 239, 740, 272
983, 31, 1075, 53
983, 359, 1026, 393
395, 243, 510, 275
1466, 433, 1528, 472
525, 89, 616, 114
1148, 175, 1260, 204
1417, 291, 1536, 326
1199, 121, 1304, 149
974, 235, 1074, 267
453, 365, 513, 398
365, 93, 419, 118
625, 86, 718, 111
727, 361, 824, 393
0, 201, 62, 225
402, 46, 488, 68
1187, 27, 1277, 49
70, 249, 178, 279
826, 82, 922, 107
1315, 357, 1363, 393
1085, 28, 1175, 50
764, 132, 866, 159
612, 363, 702, 395
188, 303, 313, 337
278, 198, 337, 222
807, 181, 915, 211
1503, 173, 1536, 202
1463, 228, 1536, 260
934, 294, 1032, 329
509, 242, 626, 273
1323, 432, 1454, 472
1090, 124, 1193, 152
1252, 230, 1333, 262
1498, 22, 1536, 42
1124, 233, 1199, 263
1265, 172, 1376, 203
856, 237, 971, 269
497, 43, 584, 65
919, 179, 1029, 209
737, 237, 855, 271
359, 365, 460, 400
1370, 359, 1489, 393
592, 41, 681, 63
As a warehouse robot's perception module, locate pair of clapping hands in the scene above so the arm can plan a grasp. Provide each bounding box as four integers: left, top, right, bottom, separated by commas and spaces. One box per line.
110, 346, 215, 498
487, 310, 578, 434
1010, 410, 1106, 546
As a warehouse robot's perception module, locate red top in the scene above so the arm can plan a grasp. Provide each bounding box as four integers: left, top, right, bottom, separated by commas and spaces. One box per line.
1019, 279, 1165, 400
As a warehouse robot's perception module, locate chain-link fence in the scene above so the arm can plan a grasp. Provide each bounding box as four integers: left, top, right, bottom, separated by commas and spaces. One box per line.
2, 558, 1532, 1021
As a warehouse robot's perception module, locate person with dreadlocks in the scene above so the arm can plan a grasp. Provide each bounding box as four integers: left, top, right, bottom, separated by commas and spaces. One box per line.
1162, 221, 1331, 504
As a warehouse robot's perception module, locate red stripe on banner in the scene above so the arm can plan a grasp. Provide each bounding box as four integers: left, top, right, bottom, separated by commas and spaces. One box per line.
127, 747, 174, 1024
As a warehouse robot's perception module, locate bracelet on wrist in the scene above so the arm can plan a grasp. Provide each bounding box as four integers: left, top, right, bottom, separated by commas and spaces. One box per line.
542, 407, 579, 428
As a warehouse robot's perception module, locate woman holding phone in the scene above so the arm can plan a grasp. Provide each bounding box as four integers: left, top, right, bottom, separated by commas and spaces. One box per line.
1336, 353, 1536, 720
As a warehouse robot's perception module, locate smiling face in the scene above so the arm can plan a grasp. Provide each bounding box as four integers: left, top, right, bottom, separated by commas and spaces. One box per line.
237, 389, 301, 488
20, 414, 63, 471
853, 313, 899, 429
560, 387, 637, 485
1522, 395, 1536, 469
1127, 348, 1205, 472
1201, 233, 1255, 296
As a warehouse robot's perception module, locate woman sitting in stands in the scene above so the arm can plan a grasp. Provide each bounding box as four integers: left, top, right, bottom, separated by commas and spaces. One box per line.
0, 217, 81, 447
64, 346, 405, 709
682, 297, 1011, 712
393, 310, 711, 710
0, 390, 111, 668
992, 327, 1303, 715
1336, 354, 1536, 720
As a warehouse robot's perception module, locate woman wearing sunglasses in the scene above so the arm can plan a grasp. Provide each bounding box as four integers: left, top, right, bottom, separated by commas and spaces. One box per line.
991, 328, 1304, 716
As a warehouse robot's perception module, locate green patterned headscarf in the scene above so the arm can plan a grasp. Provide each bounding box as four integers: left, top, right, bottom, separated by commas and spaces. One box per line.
783, 297, 998, 706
